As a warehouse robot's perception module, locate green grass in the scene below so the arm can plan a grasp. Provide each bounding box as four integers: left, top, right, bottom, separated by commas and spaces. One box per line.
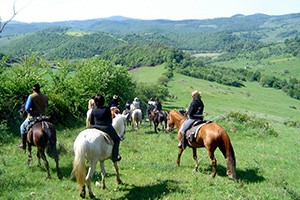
215, 56, 300, 79
130, 64, 167, 83
1, 65, 300, 199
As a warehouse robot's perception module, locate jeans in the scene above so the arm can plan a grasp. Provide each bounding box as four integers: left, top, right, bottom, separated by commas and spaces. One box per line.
20, 117, 30, 136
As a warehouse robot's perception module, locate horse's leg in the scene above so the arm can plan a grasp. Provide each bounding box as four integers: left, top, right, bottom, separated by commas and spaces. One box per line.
39, 149, 51, 179
86, 161, 96, 198
176, 148, 184, 166
113, 161, 123, 185
36, 150, 41, 167
52, 147, 62, 179
27, 145, 33, 165
80, 185, 86, 199
208, 150, 217, 177
192, 148, 199, 172
100, 161, 107, 189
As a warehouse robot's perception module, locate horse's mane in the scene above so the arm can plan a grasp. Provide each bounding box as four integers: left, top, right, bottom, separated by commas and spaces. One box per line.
171, 110, 184, 121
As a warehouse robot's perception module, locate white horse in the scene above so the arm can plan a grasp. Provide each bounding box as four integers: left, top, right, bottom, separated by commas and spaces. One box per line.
131, 109, 142, 129
72, 113, 127, 199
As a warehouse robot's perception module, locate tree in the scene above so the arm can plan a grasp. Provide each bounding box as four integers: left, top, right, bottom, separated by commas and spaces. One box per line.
0, 0, 20, 33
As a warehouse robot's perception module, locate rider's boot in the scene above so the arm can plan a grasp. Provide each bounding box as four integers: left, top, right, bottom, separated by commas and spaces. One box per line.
112, 141, 122, 162
17, 134, 27, 150
177, 132, 186, 149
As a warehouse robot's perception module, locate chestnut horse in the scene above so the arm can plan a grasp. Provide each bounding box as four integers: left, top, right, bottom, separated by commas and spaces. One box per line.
26, 120, 62, 179
166, 110, 236, 179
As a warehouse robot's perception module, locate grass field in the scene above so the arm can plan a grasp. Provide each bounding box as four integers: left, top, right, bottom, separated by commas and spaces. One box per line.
1, 66, 300, 199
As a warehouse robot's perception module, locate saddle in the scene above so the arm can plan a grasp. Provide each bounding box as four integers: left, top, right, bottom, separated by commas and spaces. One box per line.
89, 125, 114, 145
26, 115, 54, 145
185, 120, 213, 142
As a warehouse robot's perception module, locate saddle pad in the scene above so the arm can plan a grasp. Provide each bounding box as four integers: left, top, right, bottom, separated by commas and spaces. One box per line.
186, 121, 213, 139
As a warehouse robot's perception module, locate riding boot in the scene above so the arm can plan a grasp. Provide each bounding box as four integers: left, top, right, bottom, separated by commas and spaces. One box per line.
112, 141, 121, 162
17, 134, 27, 150
177, 132, 186, 149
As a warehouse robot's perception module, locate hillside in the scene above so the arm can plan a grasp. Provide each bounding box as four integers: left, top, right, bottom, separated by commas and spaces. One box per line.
131, 65, 300, 124
1, 13, 300, 58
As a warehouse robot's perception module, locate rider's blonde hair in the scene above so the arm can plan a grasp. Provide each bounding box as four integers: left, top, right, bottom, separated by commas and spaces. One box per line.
192, 90, 201, 99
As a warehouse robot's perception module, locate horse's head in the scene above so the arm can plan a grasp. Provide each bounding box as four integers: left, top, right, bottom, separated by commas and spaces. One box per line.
112, 113, 127, 141
166, 111, 175, 132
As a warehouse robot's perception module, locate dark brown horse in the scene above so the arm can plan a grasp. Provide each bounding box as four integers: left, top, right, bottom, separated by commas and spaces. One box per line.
149, 110, 168, 133
166, 110, 236, 179
26, 119, 62, 179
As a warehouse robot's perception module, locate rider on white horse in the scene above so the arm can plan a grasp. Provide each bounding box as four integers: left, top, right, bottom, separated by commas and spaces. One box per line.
89, 94, 122, 162
131, 97, 140, 110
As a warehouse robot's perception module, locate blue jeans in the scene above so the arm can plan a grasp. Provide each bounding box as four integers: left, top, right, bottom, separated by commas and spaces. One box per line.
20, 117, 30, 136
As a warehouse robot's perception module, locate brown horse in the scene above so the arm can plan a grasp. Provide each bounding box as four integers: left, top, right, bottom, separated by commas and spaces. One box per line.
166, 110, 236, 179
26, 120, 62, 179
110, 107, 120, 118
149, 110, 168, 133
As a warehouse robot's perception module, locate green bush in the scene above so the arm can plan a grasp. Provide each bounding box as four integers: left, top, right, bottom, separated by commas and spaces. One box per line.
225, 111, 278, 137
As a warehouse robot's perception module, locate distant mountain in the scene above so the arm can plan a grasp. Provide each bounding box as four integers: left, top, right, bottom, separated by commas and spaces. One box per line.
2, 13, 300, 40
0, 13, 299, 60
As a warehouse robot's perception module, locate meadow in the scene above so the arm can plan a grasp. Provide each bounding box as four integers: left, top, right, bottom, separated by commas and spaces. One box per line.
1, 66, 300, 199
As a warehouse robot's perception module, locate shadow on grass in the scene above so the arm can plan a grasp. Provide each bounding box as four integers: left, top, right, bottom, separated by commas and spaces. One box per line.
200, 164, 265, 183
116, 180, 182, 200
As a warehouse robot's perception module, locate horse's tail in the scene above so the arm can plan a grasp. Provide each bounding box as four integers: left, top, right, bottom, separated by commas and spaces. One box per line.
44, 122, 58, 159
219, 129, 236, 180
71, 140, 87, 187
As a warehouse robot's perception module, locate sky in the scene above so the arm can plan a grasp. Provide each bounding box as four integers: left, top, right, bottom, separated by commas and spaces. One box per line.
1, 0, 300, 23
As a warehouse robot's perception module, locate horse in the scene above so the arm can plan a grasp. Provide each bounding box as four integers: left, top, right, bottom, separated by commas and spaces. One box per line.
19, 106, 62, 180
149, 110, 168, 133
26, 118, 62, 179
146, 104, 156, 127
72, 113, 127, 199
122, 109, 132, 126
166, 110, 236, 180
110, 106, 120, 118
131, 109, 142, 129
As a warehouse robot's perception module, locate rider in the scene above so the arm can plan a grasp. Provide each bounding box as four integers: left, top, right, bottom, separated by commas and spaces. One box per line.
178, 90, 204, 149
123, 100, 131, 115
90, 94, 122, 162
18, 83, 48, 149
154, 97, 162, 113
88, 95, 95, 110
110, 95, 120, 113
131, 97, 140, 110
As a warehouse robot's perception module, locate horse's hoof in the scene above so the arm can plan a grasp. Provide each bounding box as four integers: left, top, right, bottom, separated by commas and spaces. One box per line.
80, 193, 85, 199
117, 179, 123, 185
89, 192, 96, 199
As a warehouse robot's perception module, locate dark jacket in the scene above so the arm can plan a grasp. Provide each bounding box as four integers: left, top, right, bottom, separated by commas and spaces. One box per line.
187, 98, 204, 119
155, 101, 162, 111
90, 106, 119, 141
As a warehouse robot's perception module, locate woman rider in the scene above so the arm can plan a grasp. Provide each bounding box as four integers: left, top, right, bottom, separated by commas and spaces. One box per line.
178, 90, 204, 149
90, 94, 122, 162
